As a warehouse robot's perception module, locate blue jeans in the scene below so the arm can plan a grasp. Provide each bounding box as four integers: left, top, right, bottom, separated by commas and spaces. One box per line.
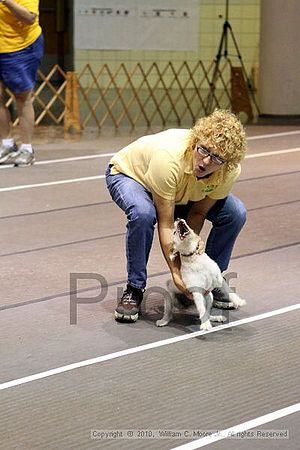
106, 166, 246, 290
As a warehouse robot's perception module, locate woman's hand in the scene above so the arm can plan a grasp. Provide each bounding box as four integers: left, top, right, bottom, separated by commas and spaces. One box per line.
172, 272, 193, 301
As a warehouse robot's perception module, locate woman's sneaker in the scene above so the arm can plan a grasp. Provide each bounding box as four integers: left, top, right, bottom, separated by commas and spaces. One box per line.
0, 142, 18, 163
212, 279, 235, 309
115, 285, 143, 322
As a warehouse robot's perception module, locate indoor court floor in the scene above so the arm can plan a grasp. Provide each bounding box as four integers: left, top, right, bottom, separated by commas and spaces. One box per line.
0, 124, 299, 449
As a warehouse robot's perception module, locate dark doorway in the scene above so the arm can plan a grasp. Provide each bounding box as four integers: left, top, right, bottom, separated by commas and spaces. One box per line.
39, 0, 74, 73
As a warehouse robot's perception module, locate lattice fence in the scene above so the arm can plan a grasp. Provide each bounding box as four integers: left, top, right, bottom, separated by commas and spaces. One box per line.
4, 58, 255, 132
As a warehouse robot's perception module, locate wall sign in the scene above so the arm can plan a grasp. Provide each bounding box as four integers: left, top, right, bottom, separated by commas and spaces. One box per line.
74, 0, 199, 50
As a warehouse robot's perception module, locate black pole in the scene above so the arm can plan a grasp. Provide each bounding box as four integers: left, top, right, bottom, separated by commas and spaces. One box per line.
205, 0, 260, 115
225, 0, 229, 21
206, 0, 228, 112
224, 0, 229, 56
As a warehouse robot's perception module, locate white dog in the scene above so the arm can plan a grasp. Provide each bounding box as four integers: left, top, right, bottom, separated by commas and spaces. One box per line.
156, 218, 246, 330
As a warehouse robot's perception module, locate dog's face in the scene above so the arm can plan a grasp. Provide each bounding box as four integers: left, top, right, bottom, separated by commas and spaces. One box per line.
170, 218, 198, 260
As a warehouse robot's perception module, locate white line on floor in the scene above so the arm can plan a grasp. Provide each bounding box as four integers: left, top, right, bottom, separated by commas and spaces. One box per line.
0, 303, 299, 391
36, 152, 115, 165
1, 147, 299, 192
0, 175, 105, 192
246, 147, 300, 158
247, 129, 300, 140
0, 153, 113, 170
170, 403, 300, 450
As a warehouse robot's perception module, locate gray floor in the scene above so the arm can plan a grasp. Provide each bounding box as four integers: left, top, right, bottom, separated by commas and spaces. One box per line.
0, 125, 299, 450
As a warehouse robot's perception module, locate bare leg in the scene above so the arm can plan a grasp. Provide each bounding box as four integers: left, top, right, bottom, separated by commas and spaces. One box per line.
14, 90, 34, 144
0, 81, 11, 139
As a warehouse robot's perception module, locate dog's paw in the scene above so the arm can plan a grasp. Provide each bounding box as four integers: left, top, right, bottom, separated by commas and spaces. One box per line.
156, 318, 170, 327
237, 298, 247, 307
229, 293, 247, 309
210, 314, 226, 323
200, 320, 212, 331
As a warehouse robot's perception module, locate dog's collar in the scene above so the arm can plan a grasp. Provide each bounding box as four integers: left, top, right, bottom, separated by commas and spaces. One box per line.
181, 240, 204, 258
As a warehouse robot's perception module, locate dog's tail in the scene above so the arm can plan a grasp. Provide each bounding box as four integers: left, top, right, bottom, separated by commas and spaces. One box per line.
228, 292, 247, 309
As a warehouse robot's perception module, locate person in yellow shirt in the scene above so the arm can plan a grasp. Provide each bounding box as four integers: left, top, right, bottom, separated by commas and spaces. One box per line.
106, 109, 247, 322
0, 0, 43, 166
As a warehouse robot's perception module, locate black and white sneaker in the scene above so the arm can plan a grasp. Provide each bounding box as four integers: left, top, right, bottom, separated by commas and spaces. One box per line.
115, 284, 143, 322
212, 279, 236, 309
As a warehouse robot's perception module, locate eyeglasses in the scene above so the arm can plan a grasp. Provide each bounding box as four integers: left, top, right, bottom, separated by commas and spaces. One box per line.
196, 144, 226, 165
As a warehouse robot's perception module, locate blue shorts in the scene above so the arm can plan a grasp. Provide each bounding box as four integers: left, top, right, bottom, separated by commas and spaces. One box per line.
0, 33, 44, 94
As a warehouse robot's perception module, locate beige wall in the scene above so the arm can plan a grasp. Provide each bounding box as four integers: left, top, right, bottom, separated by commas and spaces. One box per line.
259, 0, 300, 115
74, 0, 260, 77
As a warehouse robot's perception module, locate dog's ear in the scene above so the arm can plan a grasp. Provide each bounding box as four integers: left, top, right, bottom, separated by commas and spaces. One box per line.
169, 247, 178, 261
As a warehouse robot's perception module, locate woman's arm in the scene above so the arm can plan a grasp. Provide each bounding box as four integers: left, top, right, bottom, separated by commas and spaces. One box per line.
153, 192, 194, 298
0, 0, 37, 25
186, 197, 217, 234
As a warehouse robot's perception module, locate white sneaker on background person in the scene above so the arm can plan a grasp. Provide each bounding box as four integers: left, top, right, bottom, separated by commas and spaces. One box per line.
0, 141, 35, 166
0, 139, 18, 163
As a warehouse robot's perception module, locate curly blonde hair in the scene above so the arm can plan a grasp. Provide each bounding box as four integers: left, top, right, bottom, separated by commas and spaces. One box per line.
186, 109, 247, 171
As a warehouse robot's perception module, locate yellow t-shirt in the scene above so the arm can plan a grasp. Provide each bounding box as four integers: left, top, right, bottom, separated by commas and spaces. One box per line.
110, 129, 241, 205
0, 0, 41, 53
